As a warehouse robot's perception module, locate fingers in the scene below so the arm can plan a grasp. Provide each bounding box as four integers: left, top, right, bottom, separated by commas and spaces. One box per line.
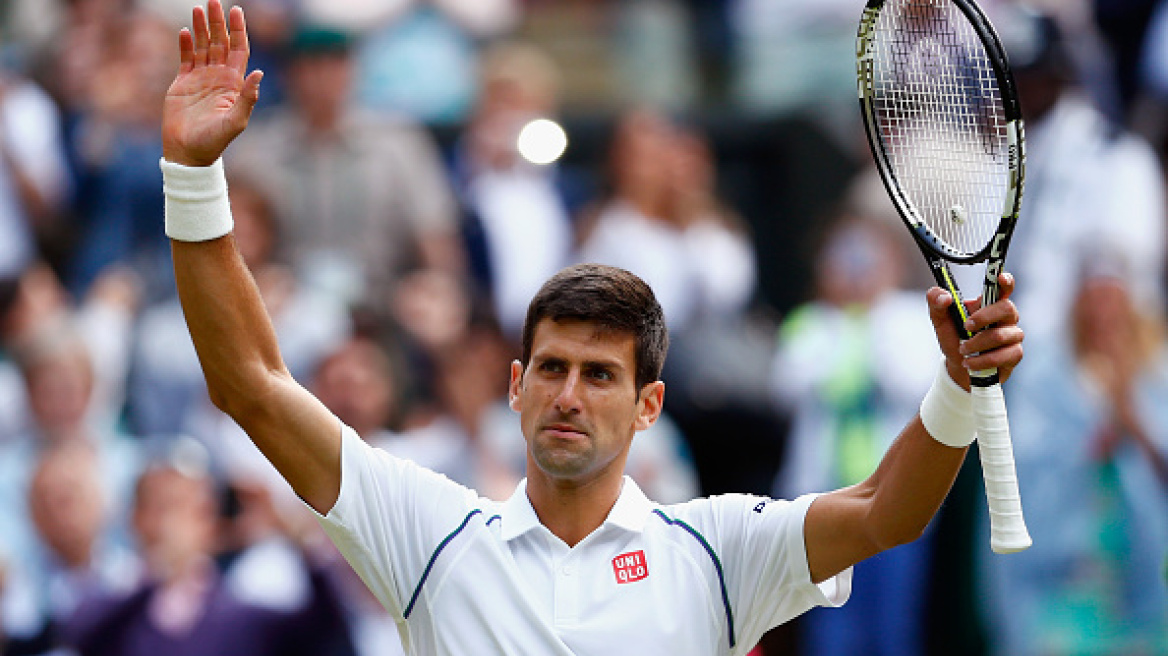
178, 28, 195, 73
207, 0, 230, 66
226, 5, 251, 73
960, 324, 1024, 370
192, 5, 210, 68
926, 286, 971, 342
927, 271, 1025, 378
961, 272, 1024, 374
994, 270, 1016, 300
229, 69, 264, 130
187, 2, 248, 71
926, 288, 950, 325
965, 272, 1018, 334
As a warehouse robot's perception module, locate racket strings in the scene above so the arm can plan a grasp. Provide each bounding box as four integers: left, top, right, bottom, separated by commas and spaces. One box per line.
871, 0, 1008, 256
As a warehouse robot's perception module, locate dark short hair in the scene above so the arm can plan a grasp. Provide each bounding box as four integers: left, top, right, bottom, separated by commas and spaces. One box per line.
520, 264, 668, 392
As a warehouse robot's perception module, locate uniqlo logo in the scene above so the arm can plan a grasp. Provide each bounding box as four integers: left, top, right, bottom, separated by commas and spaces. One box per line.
612, 550, 648, 584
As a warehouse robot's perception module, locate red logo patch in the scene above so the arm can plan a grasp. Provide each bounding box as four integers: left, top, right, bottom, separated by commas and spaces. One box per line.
612, 550, 648, 584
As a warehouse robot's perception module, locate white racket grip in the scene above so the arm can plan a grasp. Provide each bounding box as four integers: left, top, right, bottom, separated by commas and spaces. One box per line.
972, 383, 1032, 554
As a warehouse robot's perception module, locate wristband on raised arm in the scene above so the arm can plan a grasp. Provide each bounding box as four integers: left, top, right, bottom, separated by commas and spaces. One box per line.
161, 157, 233, 242
920, 358, 976, 448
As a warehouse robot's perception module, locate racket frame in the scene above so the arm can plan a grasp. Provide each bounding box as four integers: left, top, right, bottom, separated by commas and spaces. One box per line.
857, 0, 1032, 554
858, 0, 1024, 373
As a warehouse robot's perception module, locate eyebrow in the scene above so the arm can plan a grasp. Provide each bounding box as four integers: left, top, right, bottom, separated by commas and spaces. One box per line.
534, 354, 626, 372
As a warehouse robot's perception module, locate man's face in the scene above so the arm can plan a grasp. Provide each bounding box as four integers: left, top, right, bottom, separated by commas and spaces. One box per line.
289, 52, 353, 127
509, 319, 662, 487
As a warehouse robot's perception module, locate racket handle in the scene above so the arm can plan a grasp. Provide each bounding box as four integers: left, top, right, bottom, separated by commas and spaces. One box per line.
972, 382, 1031, 553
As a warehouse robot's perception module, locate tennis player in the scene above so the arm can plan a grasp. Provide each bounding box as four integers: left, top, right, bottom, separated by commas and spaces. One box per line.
160, 3, 1024, 654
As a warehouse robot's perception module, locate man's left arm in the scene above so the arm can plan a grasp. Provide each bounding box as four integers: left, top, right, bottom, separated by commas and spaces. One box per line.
804, 273, 1024, 584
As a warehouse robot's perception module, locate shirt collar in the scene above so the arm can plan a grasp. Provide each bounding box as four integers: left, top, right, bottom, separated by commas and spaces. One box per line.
498, 476, 656, 542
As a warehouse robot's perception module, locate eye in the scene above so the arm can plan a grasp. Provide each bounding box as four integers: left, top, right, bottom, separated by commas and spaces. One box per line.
587, 367, 615, 382
539, 359, 566, 374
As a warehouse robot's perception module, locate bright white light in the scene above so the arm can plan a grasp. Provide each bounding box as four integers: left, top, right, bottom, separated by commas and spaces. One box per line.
516, 119, 568, 165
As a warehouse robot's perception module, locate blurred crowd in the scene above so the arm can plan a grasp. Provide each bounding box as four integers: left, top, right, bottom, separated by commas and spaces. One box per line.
0, 0, 1164, 654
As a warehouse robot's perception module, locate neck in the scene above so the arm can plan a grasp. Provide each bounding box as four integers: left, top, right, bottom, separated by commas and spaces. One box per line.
525, 468, 624, 547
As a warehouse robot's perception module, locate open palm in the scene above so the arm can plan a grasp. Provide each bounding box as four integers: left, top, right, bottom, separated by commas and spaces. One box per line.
162, 0, 263, 167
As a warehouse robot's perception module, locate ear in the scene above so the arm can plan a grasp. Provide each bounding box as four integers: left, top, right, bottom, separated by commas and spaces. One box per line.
508, 360, 525, 412
634, 381, 665, 432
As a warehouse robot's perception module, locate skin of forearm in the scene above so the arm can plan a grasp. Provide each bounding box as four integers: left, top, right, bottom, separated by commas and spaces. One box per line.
171, 236, 287, 414
862, 417, 968, 550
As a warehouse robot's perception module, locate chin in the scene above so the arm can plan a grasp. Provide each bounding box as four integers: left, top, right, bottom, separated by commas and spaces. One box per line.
531, 445, 596, 480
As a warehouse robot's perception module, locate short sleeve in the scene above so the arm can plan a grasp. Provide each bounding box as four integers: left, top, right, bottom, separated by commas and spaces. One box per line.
311, 425, 481, 619
704, 493, 852, 652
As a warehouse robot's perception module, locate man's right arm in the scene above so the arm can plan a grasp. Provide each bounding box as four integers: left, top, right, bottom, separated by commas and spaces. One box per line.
172, 237, 341, 513
163, 1, 341, 513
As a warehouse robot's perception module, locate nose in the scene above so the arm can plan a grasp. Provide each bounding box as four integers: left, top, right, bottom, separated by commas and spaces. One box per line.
553, 370, 583, 414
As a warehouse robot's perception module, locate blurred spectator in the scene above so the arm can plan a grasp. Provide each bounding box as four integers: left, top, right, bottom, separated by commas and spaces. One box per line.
577, 108, 756, 334
0, 441, 142, 653
217, 464, 336, 628
1093, 0, 1160, 115
0, 302, 142, 649
311, 336, 401, 445
2, 263, 138, 448
983, 6, 1165, 342
770, 214, 939, 656
728, 0, 855, 125
454, 41, 576, 342
519, 1, 699, 113
228, 24, 464, 311
293, 0, 519, 124
1132, 0, 1168, 140
69, 447, 354, 656
0, 55, 72, 280
309, 332, 469, 482
62, 10, 177, 300
0, 0, 64, 55
612, 0, 698, 112
985, 264, 1168, 656
0, 273, 29, 444
129, 174, 350, 441
26, 0, 122, 114
383, 269, 518, 498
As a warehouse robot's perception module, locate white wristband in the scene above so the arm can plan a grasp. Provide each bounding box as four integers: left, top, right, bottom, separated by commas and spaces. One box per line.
160, 157, 233, 242
919, 359, 976, 448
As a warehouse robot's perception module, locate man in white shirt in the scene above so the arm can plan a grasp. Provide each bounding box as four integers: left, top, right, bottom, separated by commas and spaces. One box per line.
157, 3, 1026, 654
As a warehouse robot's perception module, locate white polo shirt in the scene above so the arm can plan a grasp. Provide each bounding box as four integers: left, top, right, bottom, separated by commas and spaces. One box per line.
315, 426, 851, 655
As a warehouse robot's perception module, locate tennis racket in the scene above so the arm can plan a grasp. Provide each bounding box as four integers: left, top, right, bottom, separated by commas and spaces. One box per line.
856, 0, 1031, 553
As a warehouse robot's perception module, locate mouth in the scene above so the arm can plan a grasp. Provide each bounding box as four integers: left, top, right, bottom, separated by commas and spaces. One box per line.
543, 423, 589, 439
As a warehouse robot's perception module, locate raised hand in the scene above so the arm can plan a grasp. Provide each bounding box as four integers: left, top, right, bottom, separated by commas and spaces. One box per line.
162, 0, 263, 167
927, 272, 1024, 390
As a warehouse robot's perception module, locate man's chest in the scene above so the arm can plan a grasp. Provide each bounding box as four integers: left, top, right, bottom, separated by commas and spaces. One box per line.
412, 531, 731, 655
